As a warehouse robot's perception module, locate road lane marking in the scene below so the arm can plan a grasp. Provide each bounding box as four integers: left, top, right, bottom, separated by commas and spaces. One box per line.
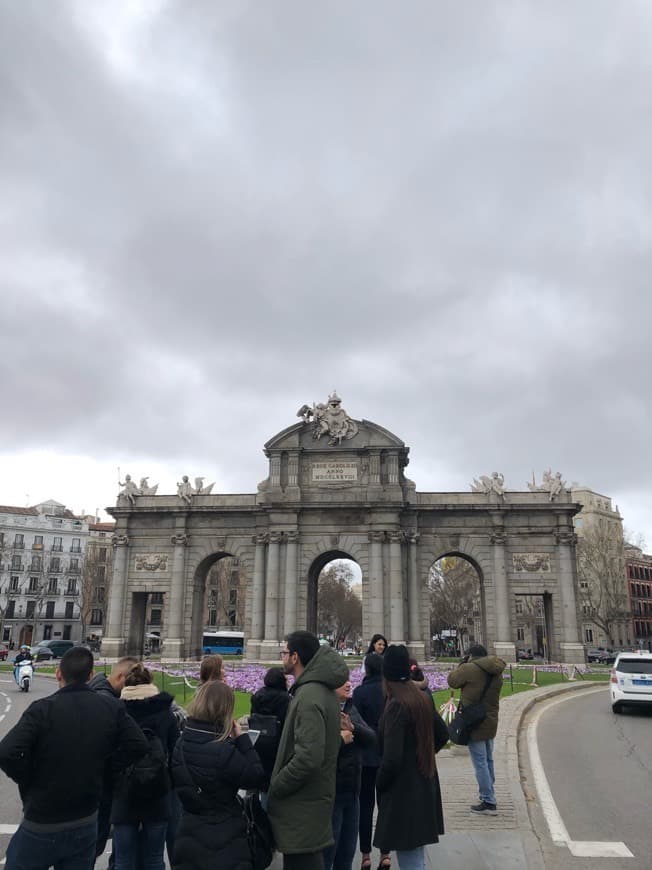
527, 688, 634, 859
0, 826, 17, 834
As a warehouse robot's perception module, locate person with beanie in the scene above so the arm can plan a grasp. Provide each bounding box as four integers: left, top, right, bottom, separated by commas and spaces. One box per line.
373, 646, 449, 870
447, 643, 506, 815
351, 652, 385, 870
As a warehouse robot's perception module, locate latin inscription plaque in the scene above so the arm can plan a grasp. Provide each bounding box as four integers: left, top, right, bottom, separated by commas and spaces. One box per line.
312, 461, 358, 483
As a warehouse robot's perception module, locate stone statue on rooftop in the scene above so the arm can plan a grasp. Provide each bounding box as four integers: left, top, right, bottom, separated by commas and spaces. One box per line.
117, 474, 141, 506
470, 471, 505, 497
528, 469, 567, 501
297, 391, 359, 446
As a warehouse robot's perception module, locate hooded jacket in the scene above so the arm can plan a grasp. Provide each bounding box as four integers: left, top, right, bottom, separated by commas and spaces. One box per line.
267, 645, 349, 854
447, 654, 506, 741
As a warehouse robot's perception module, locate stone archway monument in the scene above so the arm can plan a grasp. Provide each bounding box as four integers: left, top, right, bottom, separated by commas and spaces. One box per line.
103, 394, 586, 663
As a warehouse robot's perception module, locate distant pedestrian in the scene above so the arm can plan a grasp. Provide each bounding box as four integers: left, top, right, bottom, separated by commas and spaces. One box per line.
0, 646, 147, 870
323, 678, 375, 870
112, 662, 179, 870
268, 630, 349, 870
374, 645, 449, 870
365, 634, 387, 657
409, 658, 431, 694
249, 667, 291, 800
351, 652, 386, 870
447, 643, 506, 815
171, 680, 266, 869
199, 654, 224, 684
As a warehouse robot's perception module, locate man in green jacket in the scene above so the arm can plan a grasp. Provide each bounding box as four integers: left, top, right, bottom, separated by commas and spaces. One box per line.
447, 643, 506, 816
268, 631, 349, 870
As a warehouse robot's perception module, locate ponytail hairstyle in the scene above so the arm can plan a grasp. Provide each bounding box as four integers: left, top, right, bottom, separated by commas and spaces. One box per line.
124, 662, 153, 686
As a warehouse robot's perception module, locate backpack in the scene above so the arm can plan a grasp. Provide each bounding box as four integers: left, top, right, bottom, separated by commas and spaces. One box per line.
124, 727, 170, 801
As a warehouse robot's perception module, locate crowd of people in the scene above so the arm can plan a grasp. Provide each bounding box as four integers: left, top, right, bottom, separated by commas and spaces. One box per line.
0, 633, 506, 870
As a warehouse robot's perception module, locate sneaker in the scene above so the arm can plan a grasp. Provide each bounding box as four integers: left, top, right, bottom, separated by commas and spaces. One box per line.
470, 801, 498, 815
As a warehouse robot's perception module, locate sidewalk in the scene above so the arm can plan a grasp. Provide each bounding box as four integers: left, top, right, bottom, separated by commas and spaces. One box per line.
269, 680, 601, 870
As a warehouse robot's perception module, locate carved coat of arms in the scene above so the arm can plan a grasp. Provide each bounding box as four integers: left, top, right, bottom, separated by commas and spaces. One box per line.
297, 392, 359, 446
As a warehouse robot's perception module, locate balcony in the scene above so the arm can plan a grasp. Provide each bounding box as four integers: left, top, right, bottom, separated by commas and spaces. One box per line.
68, 565, 81, 574
13, 542, 24, 550
47, 588, 61, 596
69, 548, 81, 554
64, 588, 79, 597
51, 545, 63, 552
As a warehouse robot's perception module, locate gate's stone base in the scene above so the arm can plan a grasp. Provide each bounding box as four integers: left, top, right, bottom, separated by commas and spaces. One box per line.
560, 642, 586, 664
494, 641, 517, 663
101, 636, 125, 658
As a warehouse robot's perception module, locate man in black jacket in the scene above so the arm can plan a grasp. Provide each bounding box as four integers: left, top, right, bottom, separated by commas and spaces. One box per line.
0, 646, 148, 870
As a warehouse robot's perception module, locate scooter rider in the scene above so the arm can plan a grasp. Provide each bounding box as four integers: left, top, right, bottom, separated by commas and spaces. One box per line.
13, 645, 33, 683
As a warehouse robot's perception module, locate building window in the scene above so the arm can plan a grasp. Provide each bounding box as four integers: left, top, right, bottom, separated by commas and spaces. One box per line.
9, 576, 19, 591
95, 587, 105, 603
48, 578, 58, 593
43, 624, 53, 640
28, 577, 39, 593
6, 600, 16, 619
150, 609, 161, 626
46, 601, 55, 619
579, 580, 588, 590
33, 535, 43, 550
71, 538, 81, 553
517, 627, 525, 641
98, 547, 107, 563
50, 557, 60, 573
97, 565, 106, 582
91, 609, 103, 626
26, 601, 35, 618
151, 592, 163, 604
69, 558, 79, 572
14, 533, 24, 548
584, 628, 594, 643
208, 609, 217, 626
11, 555, 22, 570
65, 602, 74, 619
52, 537, 63, 552
30, 555, 42, 571
515, 599, 523, 615
66, 579, 77, 595
63, 625, 72, 640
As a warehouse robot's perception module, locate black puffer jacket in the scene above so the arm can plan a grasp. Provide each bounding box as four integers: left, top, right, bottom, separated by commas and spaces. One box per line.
171, 718, 266, 870
335, 699, 376, 795
111, 691, 179, 825
249, 685, 290, 783
351, 673, 384, 767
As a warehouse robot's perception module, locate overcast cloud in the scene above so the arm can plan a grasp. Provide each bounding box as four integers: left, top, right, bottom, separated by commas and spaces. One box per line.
1, 1, 651, 542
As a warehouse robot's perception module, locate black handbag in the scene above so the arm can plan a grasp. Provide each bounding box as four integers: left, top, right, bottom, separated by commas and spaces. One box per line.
241, 791, 275, 870
448, 666, 494, 746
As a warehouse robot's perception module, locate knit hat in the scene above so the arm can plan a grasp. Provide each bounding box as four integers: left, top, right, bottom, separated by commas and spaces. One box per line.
382, 644, 411, 682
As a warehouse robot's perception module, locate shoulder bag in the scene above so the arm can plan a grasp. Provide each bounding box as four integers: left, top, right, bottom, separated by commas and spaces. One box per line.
448, 665, 494, 746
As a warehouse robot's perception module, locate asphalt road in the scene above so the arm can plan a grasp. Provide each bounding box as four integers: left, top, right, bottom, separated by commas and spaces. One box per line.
521, 685, 652, 870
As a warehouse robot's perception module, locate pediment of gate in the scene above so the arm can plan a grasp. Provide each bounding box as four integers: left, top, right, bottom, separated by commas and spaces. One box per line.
265, 418, 405, 452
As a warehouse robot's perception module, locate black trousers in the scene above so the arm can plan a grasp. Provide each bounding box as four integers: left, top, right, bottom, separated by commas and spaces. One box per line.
358, 765, 378, 855
283, 853, 324, 870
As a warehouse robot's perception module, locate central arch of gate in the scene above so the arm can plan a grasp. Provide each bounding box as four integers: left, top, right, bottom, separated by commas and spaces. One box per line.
104, 402, 586, 663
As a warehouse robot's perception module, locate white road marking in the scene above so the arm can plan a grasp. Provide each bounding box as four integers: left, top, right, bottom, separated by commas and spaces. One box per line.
527, 688, 634, 859
0, 825, 17, 834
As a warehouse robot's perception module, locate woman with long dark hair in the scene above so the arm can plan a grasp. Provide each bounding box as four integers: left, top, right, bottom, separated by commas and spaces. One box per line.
373, 646, 449, 870
365, 634, 387, 657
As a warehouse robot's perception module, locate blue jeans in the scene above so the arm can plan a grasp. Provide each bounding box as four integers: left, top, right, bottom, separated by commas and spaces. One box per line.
396, 847, 426, 870
6, 820, 97, 870
112, 822, 166, 870
323, 793, 360, 870
468, 738, 496, 805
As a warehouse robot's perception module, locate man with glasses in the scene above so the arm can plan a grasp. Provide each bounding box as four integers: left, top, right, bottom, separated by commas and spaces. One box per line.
267, 630, 349, 870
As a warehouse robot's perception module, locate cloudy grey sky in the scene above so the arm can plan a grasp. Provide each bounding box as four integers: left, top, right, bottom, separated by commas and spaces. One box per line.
1, 1, 651, 542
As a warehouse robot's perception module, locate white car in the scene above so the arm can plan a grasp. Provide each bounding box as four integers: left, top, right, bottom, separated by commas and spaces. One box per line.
610, 651, 652, 713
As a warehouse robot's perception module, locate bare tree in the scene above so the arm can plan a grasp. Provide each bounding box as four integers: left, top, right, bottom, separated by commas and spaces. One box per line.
205, 556, 244, 629
429, 557, 481, 654
577, 525, 630, 646
318, 561, 362, 646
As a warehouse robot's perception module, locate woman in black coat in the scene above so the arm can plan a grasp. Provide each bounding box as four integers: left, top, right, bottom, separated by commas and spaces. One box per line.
172, 679, 266, 870
112, 663, 179, 870
249, 667, 290, 794
351, 652, 386, 870
373, 646, 449, 870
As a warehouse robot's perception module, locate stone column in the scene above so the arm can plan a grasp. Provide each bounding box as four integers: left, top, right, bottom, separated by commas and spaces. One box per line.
247, 533, 268, 660
102, 533, 129, 658
406, 533, 425, 660
259, 532, 281, 660
283, 531, 298, 635
368, 532, 385, 639
389, 531, 405, 645
163, 531, 189, 660
491, 518, 515, 662
557, 523, 584, 663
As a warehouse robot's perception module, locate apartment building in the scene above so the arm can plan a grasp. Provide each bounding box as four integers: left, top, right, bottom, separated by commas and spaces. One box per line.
0, 501, 95, 647
624, 544, 652, 647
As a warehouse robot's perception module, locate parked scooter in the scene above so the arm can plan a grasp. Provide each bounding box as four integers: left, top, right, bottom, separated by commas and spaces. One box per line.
14, 661, 33, 692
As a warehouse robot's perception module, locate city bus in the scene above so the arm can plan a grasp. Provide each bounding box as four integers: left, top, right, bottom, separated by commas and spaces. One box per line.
202, 630, 245, 656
